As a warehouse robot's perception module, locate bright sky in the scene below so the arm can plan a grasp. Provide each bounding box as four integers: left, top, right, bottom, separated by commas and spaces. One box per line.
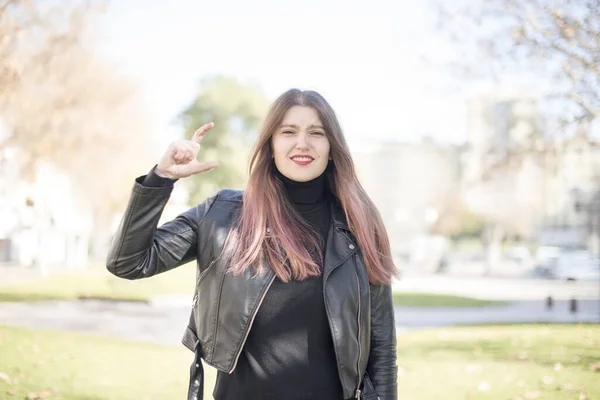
95, 0, 467, 156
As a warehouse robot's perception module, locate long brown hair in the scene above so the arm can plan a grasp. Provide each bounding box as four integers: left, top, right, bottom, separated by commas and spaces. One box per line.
224, 89, 399, 285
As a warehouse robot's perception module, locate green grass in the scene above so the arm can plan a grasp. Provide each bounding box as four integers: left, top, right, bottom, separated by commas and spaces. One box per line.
392, 293, 505, 307
0, 264, 197, 303
0, 267, 504, 307
397, 324, 600, 400
0, 325, 192, 400
0, 324, 598, 400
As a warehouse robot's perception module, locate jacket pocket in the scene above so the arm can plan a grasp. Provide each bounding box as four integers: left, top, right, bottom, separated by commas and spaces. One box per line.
197, 258, 218, 285
182, 324, 199, 353
361, 372, 380, 400
183, 258, 216, 354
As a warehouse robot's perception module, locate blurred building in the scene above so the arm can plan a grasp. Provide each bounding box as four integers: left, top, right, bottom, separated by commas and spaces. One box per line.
463, 88, 542, 183
463, 85, 600, 252
539, 133, 600, 252
0, 146, 93, 271
350, 137, 462, 263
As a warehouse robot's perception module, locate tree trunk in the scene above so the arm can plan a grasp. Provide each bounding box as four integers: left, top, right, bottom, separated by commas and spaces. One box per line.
482, 224, 504, 276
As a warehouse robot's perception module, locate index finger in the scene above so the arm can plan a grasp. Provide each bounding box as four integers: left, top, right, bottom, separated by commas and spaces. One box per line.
192, 122, 215, 143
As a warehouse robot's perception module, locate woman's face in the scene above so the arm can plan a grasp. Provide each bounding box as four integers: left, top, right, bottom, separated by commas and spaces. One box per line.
271, 106, 331, 182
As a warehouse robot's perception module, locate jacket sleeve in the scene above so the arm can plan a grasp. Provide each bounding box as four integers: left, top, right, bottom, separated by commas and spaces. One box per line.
366, 284, 398, 400
106, 175, 216, 280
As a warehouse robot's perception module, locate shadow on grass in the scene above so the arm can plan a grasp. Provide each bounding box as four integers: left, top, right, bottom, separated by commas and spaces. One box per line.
0, 293, 148, 303
0, 293, 66, 302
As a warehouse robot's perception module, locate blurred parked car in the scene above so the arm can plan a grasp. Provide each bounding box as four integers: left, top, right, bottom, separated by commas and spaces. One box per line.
505, 246, 533, 267
552, 249, 600, 281
533, 246, 562, 278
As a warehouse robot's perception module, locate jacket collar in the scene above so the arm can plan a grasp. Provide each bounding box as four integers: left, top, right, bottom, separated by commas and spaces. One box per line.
330, 198, 351, 231
324, 200, 357, 280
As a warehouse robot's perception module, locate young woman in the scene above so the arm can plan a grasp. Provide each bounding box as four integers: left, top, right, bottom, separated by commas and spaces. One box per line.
107, 89, 399, 400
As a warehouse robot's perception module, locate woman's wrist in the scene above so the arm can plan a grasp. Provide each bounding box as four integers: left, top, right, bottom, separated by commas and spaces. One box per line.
154, 166, 175, 179
142, 165, 178, 187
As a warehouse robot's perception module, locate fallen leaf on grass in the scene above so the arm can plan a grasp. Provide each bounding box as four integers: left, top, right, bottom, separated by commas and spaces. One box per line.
554, 363, 563, 371
0, 372, 11, 384
523, 391, 541, 399
478, 382, 490, 391
27, 390, 54, 399
560, 383, 575, 391
466, 364, 481, 374
588, 362, 600, 372
542, 376, 554, 385
579, 394, 589, 400
508, 352, 530, 362
7, 390, 17, 396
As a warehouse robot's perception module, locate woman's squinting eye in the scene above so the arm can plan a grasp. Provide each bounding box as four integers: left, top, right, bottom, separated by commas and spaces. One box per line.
311, 131, 325, 136
282, 130, 295, 135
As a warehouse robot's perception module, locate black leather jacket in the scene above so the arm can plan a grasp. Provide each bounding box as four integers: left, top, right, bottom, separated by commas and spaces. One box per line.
106, 177, 398, 400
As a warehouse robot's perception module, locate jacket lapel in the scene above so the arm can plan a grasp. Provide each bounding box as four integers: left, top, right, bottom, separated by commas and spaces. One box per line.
323, 202, 357, 280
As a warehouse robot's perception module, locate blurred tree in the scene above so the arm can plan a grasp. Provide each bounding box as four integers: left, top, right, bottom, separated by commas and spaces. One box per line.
0, 0, 152, 260
435, 0, 599, 126
179, 75, 270, 205
0, 0, 151, 212
464, 156, 546, 274
433, 0, 599, 274
431, 190, 486, 239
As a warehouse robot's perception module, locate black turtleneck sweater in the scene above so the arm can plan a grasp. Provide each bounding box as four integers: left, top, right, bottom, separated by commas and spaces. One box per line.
142, 166, 343, 400
214, 169, 343, 400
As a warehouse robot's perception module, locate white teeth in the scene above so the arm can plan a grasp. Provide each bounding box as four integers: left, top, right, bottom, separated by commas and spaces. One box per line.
292, 157, 312, 162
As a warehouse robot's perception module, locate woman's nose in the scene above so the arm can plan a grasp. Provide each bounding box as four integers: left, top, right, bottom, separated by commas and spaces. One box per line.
295, 132, 309, 149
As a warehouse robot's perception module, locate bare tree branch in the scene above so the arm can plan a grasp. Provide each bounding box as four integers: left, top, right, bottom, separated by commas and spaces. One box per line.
0, 0, 152, 213
434, 0, 599, 125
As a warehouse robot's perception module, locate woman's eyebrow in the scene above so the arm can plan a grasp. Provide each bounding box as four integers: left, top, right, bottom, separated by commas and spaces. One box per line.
279, 124, 324, 129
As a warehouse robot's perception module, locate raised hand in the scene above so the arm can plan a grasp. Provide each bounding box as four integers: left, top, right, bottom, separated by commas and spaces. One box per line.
155, 122, 219, 179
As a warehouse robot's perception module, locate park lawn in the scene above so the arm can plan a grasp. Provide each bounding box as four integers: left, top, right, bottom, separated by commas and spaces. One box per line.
0, 325, 193, 400
392, 292, 505, 307
0, 324, 598, 400
0, 267, 504, 307
0, 264, 198, 303
397, 324, 599, 400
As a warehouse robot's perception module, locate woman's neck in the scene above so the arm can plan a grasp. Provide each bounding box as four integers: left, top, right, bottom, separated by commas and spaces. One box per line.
274, 168, 327, 205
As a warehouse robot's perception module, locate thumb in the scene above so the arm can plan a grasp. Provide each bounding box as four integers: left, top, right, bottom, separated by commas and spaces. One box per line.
181, 160, 219, 176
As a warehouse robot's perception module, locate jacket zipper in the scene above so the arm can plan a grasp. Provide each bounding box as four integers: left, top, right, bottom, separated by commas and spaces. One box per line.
229, 273, 276, 373
355, 269, 362, 399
